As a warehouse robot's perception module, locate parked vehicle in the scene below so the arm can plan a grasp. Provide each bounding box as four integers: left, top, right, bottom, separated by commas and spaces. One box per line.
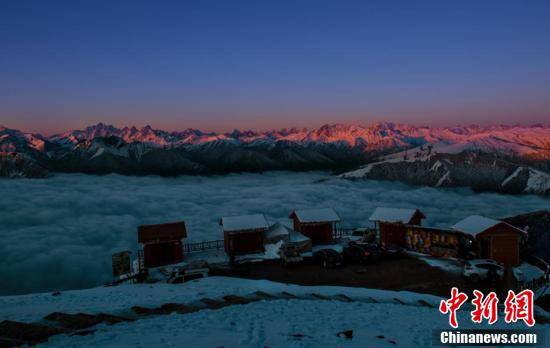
524, 255, 550, 281
313, 249, 343, 268
381, 243, 402, 258
343, 242, 381, 264
167, 260, 209, 284
278, 243, 303, 267
463, 259, 504, 282
352, 228, 368, 237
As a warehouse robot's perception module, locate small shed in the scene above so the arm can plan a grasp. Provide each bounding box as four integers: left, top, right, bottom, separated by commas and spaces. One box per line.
265, 222, 293, 244
369, 207, 426, 248
265, 222, 312, 253
289, 208, 340, 245
220, 214, 269, 255
288, 230, 313, 253
451, 215, 526, 266
138, 221, 187, 268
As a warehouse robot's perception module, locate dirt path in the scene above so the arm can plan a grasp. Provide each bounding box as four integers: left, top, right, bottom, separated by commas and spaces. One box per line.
211, 255, 473, 297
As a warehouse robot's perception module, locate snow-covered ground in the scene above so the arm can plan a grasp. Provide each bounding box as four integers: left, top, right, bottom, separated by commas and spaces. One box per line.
1, 172, 549, 296
404, 251, 463, 275
0, 277, 546, 348
44, 299, 547, 348
0, 277, 442, 324
526, 168, 550, 193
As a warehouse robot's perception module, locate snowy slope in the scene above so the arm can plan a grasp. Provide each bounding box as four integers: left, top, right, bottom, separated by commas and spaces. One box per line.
340, 146, 550, 195
0, 277, 443, 323
44, 299, 547, 348
0, 277, 546, 347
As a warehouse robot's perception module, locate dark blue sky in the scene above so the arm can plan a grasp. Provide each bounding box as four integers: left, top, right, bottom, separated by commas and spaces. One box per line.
1, 0, 549, 134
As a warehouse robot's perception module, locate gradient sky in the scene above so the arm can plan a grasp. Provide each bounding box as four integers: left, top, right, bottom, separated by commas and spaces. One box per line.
1, 0, 549, 134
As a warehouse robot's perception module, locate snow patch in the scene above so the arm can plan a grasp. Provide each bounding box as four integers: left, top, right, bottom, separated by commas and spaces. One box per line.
501, 167, 523, 187
436, 171, 450, 187
90, 147, 105, 159
369, 207, 420, 224
525, 169, 550, 194
451, 215, 501, 236
291, 208, 340, 223
221, 214, 269, 232
430, 160, 443, 172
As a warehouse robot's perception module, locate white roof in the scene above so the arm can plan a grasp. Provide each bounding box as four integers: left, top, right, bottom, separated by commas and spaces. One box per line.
291, 208, 340, 223
451, 215, 501, 236
220, 214, 269, 232
265, 222, 292, 239
289, 230, 310, 243
451, 215, 526, 237
368, 207, 421, 223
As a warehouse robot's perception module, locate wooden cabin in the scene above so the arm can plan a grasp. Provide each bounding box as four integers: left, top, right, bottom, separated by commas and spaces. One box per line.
451, 215, 526, 266
220, 214, 269, 256
369, 207, 426, 248
138, 221, 187, 268
289, 208, 340, 245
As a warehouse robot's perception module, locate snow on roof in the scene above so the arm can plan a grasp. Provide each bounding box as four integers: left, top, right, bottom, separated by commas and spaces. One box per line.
368, 207, 423, 223
451, 215, 500, 236
289, 230, 310, 243
451, 215, 526, 237
265, 222, 292, 239
220, 214, 269, 232
290, 208, 340, 223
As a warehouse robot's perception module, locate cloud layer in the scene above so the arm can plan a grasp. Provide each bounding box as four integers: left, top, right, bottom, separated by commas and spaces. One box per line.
1, 172, 548, 295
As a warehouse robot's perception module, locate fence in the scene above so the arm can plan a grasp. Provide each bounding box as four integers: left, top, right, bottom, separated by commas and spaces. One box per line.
333, 227, 376, 239
142, 227, 374, 256
183, 239, 224, 253
181, 228, 370, 254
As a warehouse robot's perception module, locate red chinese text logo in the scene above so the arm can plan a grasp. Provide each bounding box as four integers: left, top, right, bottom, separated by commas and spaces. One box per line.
471, 290, 499, 325
439, 288, 535, 328
504, 289, 535, 327
439, 287, 468, 328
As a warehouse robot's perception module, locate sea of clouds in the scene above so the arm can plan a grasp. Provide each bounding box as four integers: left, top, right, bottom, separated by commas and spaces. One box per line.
1, 172, 549, 296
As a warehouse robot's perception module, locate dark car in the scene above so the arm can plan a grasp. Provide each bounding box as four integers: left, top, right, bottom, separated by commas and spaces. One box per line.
278, 243, 303, 267
343, 242, 381, 264
380, 243, 402, 258
313, 249, 343, 268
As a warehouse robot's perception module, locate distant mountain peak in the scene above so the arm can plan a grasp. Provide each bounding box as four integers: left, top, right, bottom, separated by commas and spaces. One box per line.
2, 122, 549, 194
3, 122, 550, 159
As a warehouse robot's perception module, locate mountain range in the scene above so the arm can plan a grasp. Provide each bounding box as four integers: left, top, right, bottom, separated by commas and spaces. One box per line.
1, 122, 549, 194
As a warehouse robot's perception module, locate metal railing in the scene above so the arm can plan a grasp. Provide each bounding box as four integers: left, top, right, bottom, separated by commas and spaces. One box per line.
137, 250, 145, 272
183, 239, 224, 253
177, 226, 375, 254
333, 227, 376, 239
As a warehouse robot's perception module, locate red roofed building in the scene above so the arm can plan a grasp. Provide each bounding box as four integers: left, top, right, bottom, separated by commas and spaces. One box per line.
289, 208, 341, 245
452, 215, 526, 266
369, 207, 426, 248
138, 221, 187, 268
220, 214, 269, 256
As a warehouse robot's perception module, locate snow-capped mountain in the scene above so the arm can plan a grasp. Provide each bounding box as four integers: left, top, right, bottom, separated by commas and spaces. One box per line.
0, 152, 48, 178
46, 122, 550, 157
340, 145, 550, 195
1, 122, 549, 193
1, 126, 49, 155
